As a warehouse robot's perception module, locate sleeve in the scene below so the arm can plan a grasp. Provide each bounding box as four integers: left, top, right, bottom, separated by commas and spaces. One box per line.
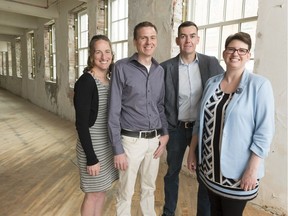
158, 69, 169, 135
74, 75, 99, 165
250, 79, 275, 158
108, 64, 125, 155
210, 56, 225, 76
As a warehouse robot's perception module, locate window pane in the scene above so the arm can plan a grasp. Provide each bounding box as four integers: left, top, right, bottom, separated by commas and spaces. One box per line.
220, 60, 226, 70
246, 60, 254, 71
116, 43, 122, 60
205, 27, 220, 57
8, 43, 12, 76
209, 0, 224, 24
111, 22, 119, 41
80, 14, 88, 31
80, 31, 88, 48
123, 41, 128, 58
15, 38, 21, 77
0, 53, 2, 75
245, 0, 258, 17
118, 0, 127, 19
196, 29, 204, 53
194, 0, 208, 25
52, 25, 56, 52
79, 49, 88, 66
221, 24, 239, 54
53, 57, 57, 80
226, 0, 243, 21
111, 0, 118, 21
241, 21, 257, 57
118, 19, 127, 41
78, 65, 85, 76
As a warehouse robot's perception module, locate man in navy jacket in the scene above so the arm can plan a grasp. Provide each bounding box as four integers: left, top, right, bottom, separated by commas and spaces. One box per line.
161, 21, 224, 216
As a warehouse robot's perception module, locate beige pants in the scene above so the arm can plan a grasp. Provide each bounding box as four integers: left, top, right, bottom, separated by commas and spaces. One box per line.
116, 135, 160, 216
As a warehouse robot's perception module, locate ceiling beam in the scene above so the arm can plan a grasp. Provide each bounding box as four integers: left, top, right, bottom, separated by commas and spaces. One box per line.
0, 25, 24, 36
0, 11, 38, 29
0, 1, 58, 19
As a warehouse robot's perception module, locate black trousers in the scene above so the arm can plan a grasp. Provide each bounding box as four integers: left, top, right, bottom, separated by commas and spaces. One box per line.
208, 190, 248, 216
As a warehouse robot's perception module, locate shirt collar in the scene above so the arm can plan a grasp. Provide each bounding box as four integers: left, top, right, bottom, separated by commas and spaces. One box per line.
179, 53, 199, 66
129, 52, 159, 66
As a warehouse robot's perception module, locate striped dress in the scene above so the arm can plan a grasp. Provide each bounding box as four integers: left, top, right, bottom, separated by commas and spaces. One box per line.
199, 87, 259, 200
76, 78, 118, 193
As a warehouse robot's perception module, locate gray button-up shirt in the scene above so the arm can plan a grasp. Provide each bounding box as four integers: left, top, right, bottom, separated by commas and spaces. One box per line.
108, 53, 168, 155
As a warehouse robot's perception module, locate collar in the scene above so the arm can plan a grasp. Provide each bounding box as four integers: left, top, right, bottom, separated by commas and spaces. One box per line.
129, 52, 159, 66
179, 53, 199, 66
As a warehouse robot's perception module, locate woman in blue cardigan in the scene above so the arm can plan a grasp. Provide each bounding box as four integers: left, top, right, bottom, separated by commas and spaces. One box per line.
187, 32, 275, 215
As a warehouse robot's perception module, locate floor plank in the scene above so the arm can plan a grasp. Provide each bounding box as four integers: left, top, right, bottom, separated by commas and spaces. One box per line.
0, 89, 275, 216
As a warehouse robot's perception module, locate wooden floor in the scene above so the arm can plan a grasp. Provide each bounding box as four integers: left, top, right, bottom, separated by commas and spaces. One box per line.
0, 88, 276, 216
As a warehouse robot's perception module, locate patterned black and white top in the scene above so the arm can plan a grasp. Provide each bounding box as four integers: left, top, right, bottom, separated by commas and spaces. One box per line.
199, 86, 259, 200
76, 78, 118, 193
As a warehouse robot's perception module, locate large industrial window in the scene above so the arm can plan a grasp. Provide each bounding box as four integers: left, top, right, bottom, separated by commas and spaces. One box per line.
7, 42, 12, 76
75, 10, 88, 78
44, 22, 57, 82
0, 52, 6, 75
27, 31, 36, 79
15, 37, 22, 78
186, 0, 258, 71
108, 0, 128, 61
49, 23, 57, 81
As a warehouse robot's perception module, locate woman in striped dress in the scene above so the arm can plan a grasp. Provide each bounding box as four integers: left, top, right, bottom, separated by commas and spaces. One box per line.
187, 32, 274, 215
74, 35, 118, 216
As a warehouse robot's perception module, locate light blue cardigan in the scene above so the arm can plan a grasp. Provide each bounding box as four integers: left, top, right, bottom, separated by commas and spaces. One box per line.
194, 70, 275, 179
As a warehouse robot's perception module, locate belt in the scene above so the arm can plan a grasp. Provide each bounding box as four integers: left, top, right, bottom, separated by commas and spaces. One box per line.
178, 121, 195, 128
121, 129, 161, 139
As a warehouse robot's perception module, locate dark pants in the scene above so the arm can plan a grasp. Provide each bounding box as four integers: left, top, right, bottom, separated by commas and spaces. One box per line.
208, 190, 247, 216
162, 127, 210, 216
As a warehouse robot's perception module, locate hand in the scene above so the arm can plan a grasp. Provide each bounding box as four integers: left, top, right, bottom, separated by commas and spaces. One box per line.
240, 153, 261, 191
87, 163, 100, 176
153, 134, 169, 159
240, 169, 258, 191
114, 153, 128, 171
187, 135, 198, 172
187, 147, 197, 172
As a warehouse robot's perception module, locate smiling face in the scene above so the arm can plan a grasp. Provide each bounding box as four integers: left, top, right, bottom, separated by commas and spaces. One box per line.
223, 39, 251, 71
176, 26, 199, 56
133, 26, 157, 58
92, 39, 113, 71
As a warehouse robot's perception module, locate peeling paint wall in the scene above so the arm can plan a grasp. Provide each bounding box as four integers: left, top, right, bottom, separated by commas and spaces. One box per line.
128, 0, 172, 62
252, 0, 287, 214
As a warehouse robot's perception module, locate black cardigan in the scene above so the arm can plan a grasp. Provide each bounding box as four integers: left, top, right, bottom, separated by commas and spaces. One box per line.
74, 72, 99, 165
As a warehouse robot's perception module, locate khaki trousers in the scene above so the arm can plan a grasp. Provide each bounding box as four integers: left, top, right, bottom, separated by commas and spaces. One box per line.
116, 135, 160, 216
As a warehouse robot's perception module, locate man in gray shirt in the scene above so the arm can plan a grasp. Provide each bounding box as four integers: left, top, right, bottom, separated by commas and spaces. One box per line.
108, 21, 169, 216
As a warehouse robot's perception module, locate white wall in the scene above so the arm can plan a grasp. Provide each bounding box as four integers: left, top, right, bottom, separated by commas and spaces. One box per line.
253, 0, 287, 214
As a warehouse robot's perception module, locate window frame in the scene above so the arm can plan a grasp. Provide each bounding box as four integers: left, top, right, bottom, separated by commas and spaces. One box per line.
27, 31, 36, 79
75, 10, 88, 78
108, 0, 128, 61
48, 23, 57, 82
186, 0, 258, 71
15, 37, 22, 78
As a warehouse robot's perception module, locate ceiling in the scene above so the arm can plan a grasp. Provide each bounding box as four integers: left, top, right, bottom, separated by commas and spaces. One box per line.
0, 0, 62, 40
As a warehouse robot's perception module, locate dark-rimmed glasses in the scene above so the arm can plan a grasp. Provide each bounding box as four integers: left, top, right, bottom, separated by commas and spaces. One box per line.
225, 47, 249, 56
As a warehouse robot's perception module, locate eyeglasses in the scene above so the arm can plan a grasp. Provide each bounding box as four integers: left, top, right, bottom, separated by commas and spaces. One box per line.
225, 47, 249, 56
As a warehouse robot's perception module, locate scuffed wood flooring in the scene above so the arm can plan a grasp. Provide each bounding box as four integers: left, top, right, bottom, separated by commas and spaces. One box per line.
0, 89, 273, 216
